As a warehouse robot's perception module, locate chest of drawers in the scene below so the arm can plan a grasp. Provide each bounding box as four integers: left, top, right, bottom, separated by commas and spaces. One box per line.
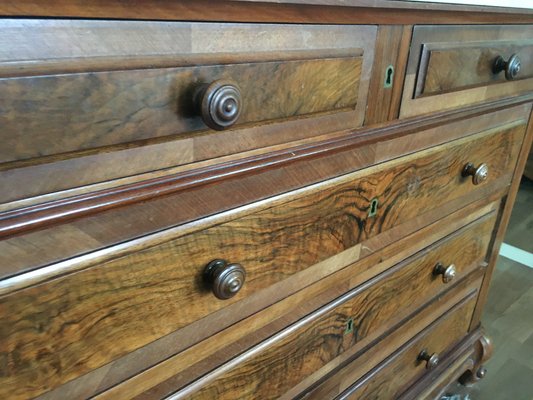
0, 2, 532, 399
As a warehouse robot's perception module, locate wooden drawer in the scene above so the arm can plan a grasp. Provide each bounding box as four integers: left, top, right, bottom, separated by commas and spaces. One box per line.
0, 206, 496, 400
401, 25, 533, 118
0, 19, 376, 203
160, 214, 491, 400
0, 116, 523, 398
335, 290, 478, 400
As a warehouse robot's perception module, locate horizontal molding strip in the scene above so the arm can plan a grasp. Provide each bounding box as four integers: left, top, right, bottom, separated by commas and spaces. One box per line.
0, 93, 532, 239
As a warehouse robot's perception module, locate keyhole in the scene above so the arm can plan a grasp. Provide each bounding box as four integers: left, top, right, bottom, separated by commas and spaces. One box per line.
368, 198, 379, 217
384, 65, 394, 88
345, 317, 354, 335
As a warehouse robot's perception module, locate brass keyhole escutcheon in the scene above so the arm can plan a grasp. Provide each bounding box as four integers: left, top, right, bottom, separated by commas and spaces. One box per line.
344, 317, 354, 335
368, 198, 379, 218
384, 65, 394, 88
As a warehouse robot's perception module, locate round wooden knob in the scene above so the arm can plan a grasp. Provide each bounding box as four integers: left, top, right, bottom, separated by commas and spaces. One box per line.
203, 259, 245, 300
493, 54, 521, 81
200, 80, 242, 130
433, 262, 457, 283
418, 349, 439, 370
462, 162, 489, 185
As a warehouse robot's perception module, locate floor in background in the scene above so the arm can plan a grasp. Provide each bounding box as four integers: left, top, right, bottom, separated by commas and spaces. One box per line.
444, 178, 533, 400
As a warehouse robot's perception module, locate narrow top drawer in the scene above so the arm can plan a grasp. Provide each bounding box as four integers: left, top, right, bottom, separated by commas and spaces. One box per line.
0, 20, 375, 169
401, 25, 533, 118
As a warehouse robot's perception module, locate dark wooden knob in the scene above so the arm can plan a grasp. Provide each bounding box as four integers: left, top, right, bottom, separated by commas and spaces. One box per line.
203, 259, 245, 300
493, 54, 521, 81
433, 262, 457, 284
199, 80, 242, 130
462, 162, 488, 185
418, 349, 439, 370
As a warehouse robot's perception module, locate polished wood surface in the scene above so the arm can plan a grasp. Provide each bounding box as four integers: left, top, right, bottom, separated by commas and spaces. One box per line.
364, 25, 412, 125
419, 44, 533, 97
0, 123, 509, 398
401, 25, 533, 118
338, 293, 477, 400
0, 0, 532, 25
42, 199, 501, 400
1, 4, 532, 399
169, 214, 493, 399
0, 104, 528, 281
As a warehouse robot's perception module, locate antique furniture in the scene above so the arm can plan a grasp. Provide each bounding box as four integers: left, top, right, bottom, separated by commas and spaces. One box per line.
0, 1, 532, 399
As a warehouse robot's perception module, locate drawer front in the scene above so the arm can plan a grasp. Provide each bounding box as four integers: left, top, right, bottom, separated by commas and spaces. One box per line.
168, 214, 493, 400
0, 20, 375, 200
0, 120, 522, 398
401, 25, 533, 117
338, 292, 478, 400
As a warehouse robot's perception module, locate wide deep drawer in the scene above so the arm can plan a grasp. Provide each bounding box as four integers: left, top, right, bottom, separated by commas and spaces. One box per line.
163, 213, 493, 399
0, 20, 376, 203
401, 25, 533, 118
335, 291, 478, 400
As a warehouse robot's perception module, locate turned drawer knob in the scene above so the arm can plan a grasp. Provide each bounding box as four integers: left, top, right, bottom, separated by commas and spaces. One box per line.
462, 162, 488, 185
433, 262, 457, 283
493, 54, 521, 81
418, 349, 439, 370
204, 259, 246, 300
199, 80, 242, 130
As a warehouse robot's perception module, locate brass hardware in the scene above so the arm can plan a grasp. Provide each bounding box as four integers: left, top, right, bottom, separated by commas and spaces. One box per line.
493, 54, 521, 81
418, 349, 439, 370
199, 80, 242, 130
433, 262, 457, 284
384, 65, 394, 88
203, 259, 246, 300
368, 198, 379, 218
462, 162, 489, 185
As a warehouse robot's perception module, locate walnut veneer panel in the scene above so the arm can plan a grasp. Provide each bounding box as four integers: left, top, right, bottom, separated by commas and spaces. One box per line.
338, 293, 478, 399
154, 213, 495, 399
401, 25, 533, 118
0, 119, 521, 398
0, 20, 376, 202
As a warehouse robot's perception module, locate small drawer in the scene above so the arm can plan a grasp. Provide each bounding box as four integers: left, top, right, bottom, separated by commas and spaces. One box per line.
401, 25, 533, 118
0, 19, 376, 200
336, 291, 478, 400
159, 214, 491, 400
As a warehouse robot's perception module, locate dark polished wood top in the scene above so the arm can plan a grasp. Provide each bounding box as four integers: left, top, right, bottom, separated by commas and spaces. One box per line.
0, 0, 532, 24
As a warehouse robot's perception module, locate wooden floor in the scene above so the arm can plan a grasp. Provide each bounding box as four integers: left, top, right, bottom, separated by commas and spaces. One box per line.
444, 178, 533, 400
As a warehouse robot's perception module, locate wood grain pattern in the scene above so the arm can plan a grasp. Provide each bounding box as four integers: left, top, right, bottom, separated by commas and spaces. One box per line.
169, 216, 492, 400
419, 43, 533, 97
0, 103, 529, 281
0, 0, 531, 25
470, 106, 533, 329
364, 25, 412, 125
0, 124, 511, 398
41, 199, 501, 400
400, 25, 533, 118
0, 120, 524, 290
0, 56, 362, 164
0, 20, 375, 171
297, 274, 484, 400
338, 294, 477, 400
